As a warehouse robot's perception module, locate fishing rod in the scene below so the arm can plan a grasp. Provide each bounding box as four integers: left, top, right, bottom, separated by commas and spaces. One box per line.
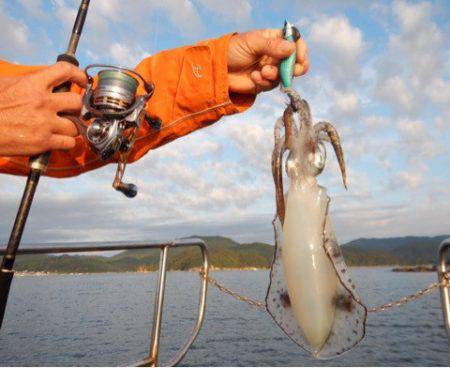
0, 0, 91, 330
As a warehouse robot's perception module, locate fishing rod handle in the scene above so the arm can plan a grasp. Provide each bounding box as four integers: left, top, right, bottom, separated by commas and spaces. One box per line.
0, 270, 13, 329
29, 53, 79, 172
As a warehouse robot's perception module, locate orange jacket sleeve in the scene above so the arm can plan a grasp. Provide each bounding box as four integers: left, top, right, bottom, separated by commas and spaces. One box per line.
0, 33, 255, 178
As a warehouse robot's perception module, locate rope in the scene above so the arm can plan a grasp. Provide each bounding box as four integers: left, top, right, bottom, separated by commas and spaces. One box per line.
199, 271, 449, 314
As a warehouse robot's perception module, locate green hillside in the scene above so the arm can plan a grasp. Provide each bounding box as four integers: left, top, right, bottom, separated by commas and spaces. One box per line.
10, 234, 449, 273
342, 235, 449, 265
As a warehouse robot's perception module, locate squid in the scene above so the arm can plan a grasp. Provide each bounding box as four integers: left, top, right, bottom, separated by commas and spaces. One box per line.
265, 90, 367, 358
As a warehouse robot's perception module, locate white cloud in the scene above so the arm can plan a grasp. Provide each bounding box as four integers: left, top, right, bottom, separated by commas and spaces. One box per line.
309, 15, 364, 56
0, 1, 31, 58
0, 0, 449, 247
330, 91, 360, 119
426, 78, 450, 105
93, 0, 121, 21
374, 0, 447, 115
362, 115, 390, 130
17, 0, 47, 19
196, 0, 252, 23
392, 170, 424, 190
308, 15, 365, 86
396, 118, 442, 161
376, 75, 414, 113
120, 0, 203, 38
224, 121, 273, 171
109, 43, 150, 68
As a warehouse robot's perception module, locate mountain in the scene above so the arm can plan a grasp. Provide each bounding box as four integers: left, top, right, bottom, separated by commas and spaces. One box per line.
10, 234, 449, 273
342, 235, 449, 265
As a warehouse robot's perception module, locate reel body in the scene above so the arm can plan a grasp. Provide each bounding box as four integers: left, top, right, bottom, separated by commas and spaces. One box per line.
74, 64, 160, 197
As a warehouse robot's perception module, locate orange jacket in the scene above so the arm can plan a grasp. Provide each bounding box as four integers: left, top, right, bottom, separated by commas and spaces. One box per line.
0, 34, 254, 178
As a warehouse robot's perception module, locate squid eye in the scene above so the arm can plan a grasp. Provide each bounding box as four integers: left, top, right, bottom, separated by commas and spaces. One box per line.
309, 143, 327, 176
313, 151, 325, 170
286, 153, 299, 178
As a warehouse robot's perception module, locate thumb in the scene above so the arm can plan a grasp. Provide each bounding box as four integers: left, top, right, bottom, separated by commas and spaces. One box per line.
251, 36, 296, 59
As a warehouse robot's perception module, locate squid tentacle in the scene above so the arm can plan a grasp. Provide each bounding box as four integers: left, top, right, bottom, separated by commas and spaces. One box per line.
283, 105, 298, 150
314, 121, 347, 189
298, 99, 313, 129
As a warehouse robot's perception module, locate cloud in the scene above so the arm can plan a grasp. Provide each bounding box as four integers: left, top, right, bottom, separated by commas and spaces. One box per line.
396, 118, 442, 161
1, 0, 449, 248
0, 1, 32, 59
362, 116, 390, 131
196, 0, 252, 24
329, 91, 361, 120
17, 0, 47, 19
374, 0, 447, 115
52, 0, 203, 66
308, 15, 365, 87
390, 169, 424, 190
108, 43, 150, 68
116, 0, 204, 38
376, 75, 414, 113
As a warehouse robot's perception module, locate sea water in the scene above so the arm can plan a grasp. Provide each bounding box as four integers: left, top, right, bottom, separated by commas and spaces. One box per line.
0, 268, 448, 366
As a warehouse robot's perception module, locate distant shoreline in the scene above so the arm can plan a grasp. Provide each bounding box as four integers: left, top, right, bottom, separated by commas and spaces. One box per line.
13, 265, 419, 277
14, 266, 269, 277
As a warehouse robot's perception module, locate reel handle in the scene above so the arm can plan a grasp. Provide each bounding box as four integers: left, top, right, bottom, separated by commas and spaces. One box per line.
114, 182, 138, 198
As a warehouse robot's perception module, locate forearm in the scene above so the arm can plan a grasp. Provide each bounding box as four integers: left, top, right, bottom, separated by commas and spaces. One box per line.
0, 34, 255, 178
127, 33, 255, 164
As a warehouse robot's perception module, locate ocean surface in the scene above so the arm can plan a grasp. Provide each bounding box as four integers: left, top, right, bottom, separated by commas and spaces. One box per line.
0, 268, 449, 366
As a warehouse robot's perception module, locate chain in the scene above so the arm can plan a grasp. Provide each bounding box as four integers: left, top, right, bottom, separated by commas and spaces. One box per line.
199, 271, 266, 310
367, 281, 444, 313
199, 271, 449, 314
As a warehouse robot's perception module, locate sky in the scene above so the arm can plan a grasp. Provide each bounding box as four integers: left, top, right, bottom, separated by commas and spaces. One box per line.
0, 0, 449, 246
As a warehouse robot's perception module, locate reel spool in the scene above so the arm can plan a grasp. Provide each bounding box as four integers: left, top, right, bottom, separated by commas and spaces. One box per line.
72, 64, 161, 198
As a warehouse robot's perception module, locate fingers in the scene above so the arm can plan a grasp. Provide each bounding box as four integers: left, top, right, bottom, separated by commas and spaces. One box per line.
294, 59, 309, 77
48, 134, 77, 151
254, 28, 309, 77
294, 38, 309, 76
52, 116, 79, 137
250, 70, 278, 93
260, 28, 283, 39
261, 64, 279, 81
43, 62, 88, 90
250, 33, 296, 60
48, 92, 83, 113
296, 38, 308, 65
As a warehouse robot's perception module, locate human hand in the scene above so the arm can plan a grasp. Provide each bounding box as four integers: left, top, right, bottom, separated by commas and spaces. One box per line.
0, 62, 87, 156
227, 29, 309, 95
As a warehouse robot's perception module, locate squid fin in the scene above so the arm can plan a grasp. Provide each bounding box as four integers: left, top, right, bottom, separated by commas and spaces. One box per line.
266, 214, 367, 359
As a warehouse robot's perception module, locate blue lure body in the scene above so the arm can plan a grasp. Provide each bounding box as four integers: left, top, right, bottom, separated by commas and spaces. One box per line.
280, 20, 300, 89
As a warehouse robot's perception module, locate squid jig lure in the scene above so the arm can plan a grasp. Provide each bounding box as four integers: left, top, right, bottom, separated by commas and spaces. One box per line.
265, 21, 367, 359
70, 65, 161, 198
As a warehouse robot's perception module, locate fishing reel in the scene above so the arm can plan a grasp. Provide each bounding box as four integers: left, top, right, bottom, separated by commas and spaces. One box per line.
73, 64, 161, 198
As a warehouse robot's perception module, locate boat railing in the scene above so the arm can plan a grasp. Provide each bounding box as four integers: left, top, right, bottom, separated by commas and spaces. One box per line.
438, 238, 450, 339
0, 238, 210, 367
